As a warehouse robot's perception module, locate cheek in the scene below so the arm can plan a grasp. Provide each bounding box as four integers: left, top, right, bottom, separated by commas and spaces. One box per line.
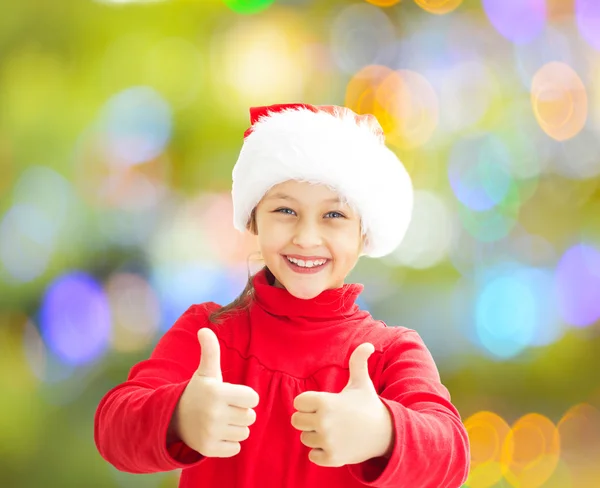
258, 227, 287, 254
330, 229, 362, 260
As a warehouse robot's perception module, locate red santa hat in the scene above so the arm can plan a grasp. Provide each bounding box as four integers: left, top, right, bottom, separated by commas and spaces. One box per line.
231, 103, 413, 258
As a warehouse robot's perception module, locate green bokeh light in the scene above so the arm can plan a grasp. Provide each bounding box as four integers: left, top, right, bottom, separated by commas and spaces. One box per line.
223, 0, 275, 15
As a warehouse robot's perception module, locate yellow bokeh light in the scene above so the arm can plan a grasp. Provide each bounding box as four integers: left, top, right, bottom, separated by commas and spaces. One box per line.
464, 411, 511, 488
345, 65, 393, 115
414, 0, 463, 15
557, 403, 600, 488
345, 65, 438, 150
211, 13, 310, 109
376, 69, 439, 149
501, 413, 560, 488
531, 61, 587, 141
365, 0, 402, 6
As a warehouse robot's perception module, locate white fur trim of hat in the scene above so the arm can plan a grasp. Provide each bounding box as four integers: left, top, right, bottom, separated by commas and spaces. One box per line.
231, 103, 413, 258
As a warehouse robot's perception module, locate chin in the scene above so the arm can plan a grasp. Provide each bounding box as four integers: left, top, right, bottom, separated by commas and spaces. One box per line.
279, 276, 327, 300
286, 286, 324, 300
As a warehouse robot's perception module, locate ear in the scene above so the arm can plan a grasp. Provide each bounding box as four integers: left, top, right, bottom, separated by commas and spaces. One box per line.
359, 228, 368, 255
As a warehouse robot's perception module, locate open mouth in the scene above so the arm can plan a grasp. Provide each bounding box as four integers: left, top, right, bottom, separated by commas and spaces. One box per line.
283, 255, 330, 274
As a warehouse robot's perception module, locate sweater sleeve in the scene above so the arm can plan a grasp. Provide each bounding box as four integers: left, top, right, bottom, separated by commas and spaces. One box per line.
94, 303, 217, 474
347, 329, 470, 488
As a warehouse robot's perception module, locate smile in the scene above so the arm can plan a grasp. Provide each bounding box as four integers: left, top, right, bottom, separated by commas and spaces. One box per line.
283, 255, 330, 274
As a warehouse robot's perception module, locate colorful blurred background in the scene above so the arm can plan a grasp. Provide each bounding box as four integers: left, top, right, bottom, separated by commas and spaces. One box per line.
1, 0, 600, 487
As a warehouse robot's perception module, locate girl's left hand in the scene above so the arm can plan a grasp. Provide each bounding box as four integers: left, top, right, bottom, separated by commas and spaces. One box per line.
291, 343, 394, 467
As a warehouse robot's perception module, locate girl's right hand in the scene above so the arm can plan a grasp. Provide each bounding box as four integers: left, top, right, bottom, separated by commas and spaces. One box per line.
171, 328, 259, 458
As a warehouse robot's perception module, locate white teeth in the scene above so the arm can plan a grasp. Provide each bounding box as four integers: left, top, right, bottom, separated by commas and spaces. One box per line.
287, 257, 327, 268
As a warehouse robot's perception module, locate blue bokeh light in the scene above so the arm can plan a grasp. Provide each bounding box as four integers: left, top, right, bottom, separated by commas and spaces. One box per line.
151, 263, 247, 331
40, 272, 112, 366
101, 86, 173, 166
474, 267, 538, 359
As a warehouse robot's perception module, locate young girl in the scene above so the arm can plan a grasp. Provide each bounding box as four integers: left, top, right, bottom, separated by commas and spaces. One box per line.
94, 103, 470, 488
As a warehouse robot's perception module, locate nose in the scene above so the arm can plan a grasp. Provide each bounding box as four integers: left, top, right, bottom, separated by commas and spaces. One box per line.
292, 219, 323, 248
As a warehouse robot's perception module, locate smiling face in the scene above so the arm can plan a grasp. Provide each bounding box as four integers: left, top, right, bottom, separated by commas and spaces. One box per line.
252, 180, 364, 300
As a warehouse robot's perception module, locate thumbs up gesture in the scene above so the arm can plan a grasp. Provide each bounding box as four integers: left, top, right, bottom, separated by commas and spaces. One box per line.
170, 328, 260, 458
291, 343, 394, 467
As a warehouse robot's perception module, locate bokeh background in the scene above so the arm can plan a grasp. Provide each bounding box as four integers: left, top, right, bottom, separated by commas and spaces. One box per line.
1, 0, 600, 487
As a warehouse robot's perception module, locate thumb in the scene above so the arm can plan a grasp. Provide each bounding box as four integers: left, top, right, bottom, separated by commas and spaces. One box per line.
345, 343, 375, 390
196, 328, 222, 381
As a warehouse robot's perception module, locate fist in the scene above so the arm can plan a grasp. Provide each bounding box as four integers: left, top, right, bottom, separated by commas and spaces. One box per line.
171, 328, 260, 458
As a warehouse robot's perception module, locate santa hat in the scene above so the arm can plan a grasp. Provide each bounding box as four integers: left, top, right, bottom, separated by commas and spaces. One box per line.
231, 103, 413, 258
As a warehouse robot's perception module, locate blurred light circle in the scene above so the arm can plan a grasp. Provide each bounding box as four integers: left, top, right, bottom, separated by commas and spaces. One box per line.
0, 204, 56, 283
151, 264, 246, 332
448, 134, 513, 212
331, 3, 396, 74
105, 272, 160, 353
223, 0, 274, 14
12, 165, 72, 226
575, 0, 600, 51
463, 411, 511, 488
414, 0, 463, 15
501, 413, 561, 488
531, 62, 587, 142
438, 61, 498, 134
555, 243, 600, 327
213, 16, 309, 107
345, 64, 393, 114
474, 268, 537, 359
365, 0, 401, 5
388, 190, 454, 269
40, 272, 112, 366
144, 38, 204, 109
375, 70, 439, 149
482, 0, 546, 44
199, 193, 259, 266
101, 86, 173, 167
557, 403, 600, 487
512, 267, 564, 347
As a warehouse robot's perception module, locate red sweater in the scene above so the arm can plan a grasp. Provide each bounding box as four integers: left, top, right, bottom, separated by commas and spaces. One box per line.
94, 269, 470, 487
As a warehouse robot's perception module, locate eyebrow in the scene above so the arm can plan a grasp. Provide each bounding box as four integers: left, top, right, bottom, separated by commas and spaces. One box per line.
265, 192, 343, 204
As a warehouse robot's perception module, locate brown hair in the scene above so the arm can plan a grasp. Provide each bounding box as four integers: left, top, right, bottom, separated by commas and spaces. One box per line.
208, 209, 263, 325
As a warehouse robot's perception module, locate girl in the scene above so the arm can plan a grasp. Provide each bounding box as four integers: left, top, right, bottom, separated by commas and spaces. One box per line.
94, 103, 470, 488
